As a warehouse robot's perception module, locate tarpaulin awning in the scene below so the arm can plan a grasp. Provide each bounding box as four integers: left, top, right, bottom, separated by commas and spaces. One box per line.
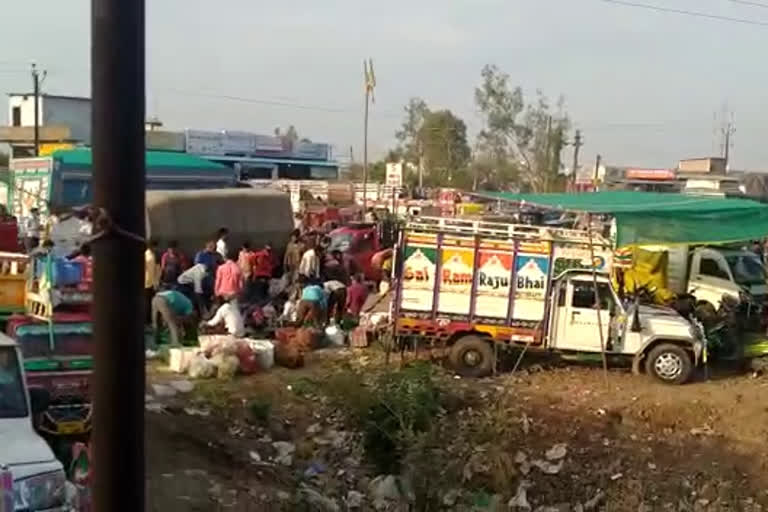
477, 190, 768, 247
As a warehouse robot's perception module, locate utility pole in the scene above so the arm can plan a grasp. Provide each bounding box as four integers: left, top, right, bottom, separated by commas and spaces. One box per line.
571, 129, 583, 190
31, 63, 46, 157
92, 0, 146, 511
722, 117, 735, 170
362, 58, 375, 213
593, 154, 602, 191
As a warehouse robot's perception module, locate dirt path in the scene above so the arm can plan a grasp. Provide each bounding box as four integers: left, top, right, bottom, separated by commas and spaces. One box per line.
145, 352, 768, 511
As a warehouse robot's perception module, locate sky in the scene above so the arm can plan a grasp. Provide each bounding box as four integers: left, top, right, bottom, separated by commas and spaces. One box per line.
1, 0, 768, 170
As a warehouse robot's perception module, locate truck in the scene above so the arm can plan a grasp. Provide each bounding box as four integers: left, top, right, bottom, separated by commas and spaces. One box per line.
392, 217, 704, 384
642, 245, 767, 312
0, 332, 68, 511
9, 148, 236, 228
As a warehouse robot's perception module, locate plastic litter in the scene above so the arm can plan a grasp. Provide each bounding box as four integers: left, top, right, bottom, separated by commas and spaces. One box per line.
168, 379, 195, 393
508, 480, 531, 510
188, 355, 216, 379
545, 443, 568, 461
212, 354, 239, 379
168, 348, 200, 374
246, 339, 275, 370
151, 384, 177, 398
234, 342, 260, 375
324, 325, 345, 347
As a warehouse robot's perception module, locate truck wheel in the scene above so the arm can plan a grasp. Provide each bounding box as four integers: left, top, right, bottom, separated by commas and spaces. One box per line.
448, 335, 495, 378
645, 343, 693, 385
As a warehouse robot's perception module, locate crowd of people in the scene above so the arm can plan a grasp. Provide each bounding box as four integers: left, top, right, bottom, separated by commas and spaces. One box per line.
144, 226, 372, 346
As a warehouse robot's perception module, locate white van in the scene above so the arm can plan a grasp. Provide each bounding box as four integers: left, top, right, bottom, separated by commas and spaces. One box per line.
0, 333, 67, 511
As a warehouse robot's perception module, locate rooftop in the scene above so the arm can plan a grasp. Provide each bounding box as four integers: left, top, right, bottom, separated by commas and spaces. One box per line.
7, 93, 90, 102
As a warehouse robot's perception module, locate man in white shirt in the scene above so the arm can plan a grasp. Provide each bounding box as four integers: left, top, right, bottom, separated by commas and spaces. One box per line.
299, 245, 320, 280
23, 208, 41, 253
216, 227, 230, 260
205, 299, 245, 337
177, 263, 208, 316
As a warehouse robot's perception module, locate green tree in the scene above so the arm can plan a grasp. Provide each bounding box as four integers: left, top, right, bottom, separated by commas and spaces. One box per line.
274, 125, 302, 149
395, 98, 429, 165
347, 160, 386, 182
419, 110, 471, 187
475, 64, 570, 192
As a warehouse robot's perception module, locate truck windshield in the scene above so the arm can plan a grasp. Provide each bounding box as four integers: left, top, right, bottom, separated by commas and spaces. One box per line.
725, 255, 766, 286
0, 347, 28, 418
329, 233, 354, 252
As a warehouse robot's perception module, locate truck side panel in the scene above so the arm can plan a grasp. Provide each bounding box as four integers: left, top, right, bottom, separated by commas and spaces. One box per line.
474, 239, 515, 321
437, 235, 475, 315
400, 232, 438, 313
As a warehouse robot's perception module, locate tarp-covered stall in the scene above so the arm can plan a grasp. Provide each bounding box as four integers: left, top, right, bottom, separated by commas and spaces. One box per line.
478, 191, 768, 247
146, 188, 294, 256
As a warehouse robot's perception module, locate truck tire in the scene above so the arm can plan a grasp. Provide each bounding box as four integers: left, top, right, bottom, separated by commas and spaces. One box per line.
645, 343, 693, 385
448, 335, 495, 378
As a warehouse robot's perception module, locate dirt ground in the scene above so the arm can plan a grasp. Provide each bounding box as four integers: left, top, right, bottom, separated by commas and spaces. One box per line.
145, 349, 768, 511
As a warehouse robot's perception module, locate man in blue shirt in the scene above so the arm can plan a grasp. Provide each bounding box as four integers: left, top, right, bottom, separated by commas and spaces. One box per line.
295, 276, 327, 326
151, 289, 195, 346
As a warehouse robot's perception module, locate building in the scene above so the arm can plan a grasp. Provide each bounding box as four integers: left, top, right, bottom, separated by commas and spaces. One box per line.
0, 93, 91, 157
678, 157, 727, 175
677, 157, 736, 196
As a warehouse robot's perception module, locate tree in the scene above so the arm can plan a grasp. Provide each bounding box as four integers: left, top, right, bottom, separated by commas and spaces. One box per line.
274, 125, 303, 149
419, 109, 471, 187
474, 64, 570, 192
347, 161, 386, 182
395, 98, 429, 165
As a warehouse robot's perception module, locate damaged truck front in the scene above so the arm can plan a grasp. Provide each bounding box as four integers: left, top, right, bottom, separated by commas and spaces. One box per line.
392, 217, 703, 384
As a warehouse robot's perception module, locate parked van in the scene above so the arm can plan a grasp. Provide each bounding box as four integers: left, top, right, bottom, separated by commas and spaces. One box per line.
0, 332, 66, 510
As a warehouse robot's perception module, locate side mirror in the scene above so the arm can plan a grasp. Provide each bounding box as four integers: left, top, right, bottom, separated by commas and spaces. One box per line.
29, 387, 50, 415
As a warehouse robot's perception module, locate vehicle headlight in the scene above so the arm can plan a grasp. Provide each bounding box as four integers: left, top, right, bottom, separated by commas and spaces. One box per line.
14, 470, 66, 510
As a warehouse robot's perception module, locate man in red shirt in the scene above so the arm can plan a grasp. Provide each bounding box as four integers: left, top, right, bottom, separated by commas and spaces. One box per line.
251, 244, 273, 301
214, 251, 244, 301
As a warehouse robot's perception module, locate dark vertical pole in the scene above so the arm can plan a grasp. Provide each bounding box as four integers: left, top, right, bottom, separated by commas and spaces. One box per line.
32, 64, 40, 157
92, 0, 145, 510
571, 129, 582, 191
362, 73, 369, 213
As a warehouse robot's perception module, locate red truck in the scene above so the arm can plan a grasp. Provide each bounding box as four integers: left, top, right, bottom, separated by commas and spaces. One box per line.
328, 223, 382, 281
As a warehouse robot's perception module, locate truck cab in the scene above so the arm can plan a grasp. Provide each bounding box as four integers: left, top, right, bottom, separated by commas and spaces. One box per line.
0, 334, 67, 511
548, 272, 703, 384
686, 247, 767, 309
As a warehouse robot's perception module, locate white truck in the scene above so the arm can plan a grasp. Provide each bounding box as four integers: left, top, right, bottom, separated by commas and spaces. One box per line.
393, 217, 704, 384
644, 245, 767, 311
0, 333, 67, 511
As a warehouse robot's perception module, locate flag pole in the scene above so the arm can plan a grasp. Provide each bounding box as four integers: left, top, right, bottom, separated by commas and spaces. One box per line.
362, 59, 369, 214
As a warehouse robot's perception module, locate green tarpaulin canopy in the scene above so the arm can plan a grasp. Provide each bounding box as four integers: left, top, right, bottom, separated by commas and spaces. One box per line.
478, 190, 768, 247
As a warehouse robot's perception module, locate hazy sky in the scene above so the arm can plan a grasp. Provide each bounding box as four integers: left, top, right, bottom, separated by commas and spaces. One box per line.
2, 0, 768, 170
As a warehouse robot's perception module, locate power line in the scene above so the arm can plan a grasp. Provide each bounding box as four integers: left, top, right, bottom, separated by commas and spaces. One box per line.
731, 0, 768, 9
599, 0, 768, 26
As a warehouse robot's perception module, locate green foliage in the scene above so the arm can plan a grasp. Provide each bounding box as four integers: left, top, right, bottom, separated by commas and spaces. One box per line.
419, 109, 471, 187
475, 64, 571, 192
346, 161, 386, 182
395, 97, 429, 165
247, 398, 272, 423
325, 362, 441, 474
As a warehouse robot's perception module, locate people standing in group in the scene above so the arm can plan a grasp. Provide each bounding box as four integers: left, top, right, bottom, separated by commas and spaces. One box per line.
194, 240, 220, 306
346, 273, 368, 317
177, 262, 209, 317
252, 243, 273, 301
299, 239, 321, 282
204, 297, 245, 337
324, 279, 347, 325
22, 208, 41, 253
151, 289, 195, 346
71, 244, 93, 292
216, 228, 230, 260
283, 230, 304, 282
238, 241, 257, 301
295, 276, 326, 325
215, 250, 244, 301
160, 240, 187, 289
144, 239, 160, 323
